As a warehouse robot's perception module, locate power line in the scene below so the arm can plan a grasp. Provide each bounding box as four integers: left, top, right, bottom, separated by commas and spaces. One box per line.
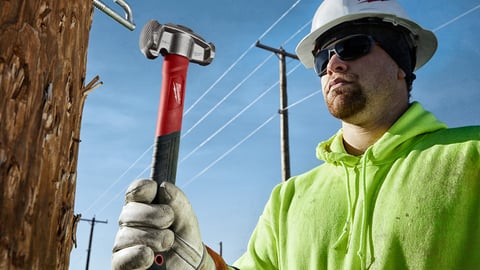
181, 24, 310, 143
180, 63, 302, 163
258, 0, 303, 41
180, 79, 279, 162
184, 0, 303, 116
184, 44, 254, 116
83, 143, 153, 215
95, 164, 151, 215
286, 89, 322, 110
181, 113, 278, 189
182, 53, 275, 138
93, 84, 316, 216
432, 3, 480, 32
282, 20, 312, 47
180, 87, 322, 189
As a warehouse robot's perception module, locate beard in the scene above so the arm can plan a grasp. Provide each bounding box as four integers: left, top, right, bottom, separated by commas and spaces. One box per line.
325, 81, 367, 120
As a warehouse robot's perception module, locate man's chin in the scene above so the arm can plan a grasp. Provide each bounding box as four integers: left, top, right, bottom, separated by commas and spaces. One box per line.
327, 101, 366, 120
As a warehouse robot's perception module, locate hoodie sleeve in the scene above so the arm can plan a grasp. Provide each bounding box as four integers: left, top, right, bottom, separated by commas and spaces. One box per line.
233, 185, 282, 269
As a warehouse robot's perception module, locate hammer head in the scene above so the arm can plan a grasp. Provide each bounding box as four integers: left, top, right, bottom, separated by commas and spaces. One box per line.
139, 20, 215, 66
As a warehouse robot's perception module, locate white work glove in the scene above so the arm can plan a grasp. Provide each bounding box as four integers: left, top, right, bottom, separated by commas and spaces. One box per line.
112, 179, 216, 270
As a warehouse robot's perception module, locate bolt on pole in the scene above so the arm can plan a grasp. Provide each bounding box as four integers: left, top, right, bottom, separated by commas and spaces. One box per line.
256, 41, 299, 182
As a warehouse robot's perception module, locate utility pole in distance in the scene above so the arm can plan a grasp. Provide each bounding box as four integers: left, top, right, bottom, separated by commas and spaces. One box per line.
80, 216, 108, 270
256, 41, 299, 182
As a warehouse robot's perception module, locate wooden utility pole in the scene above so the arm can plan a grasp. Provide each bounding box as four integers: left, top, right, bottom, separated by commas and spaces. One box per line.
256, 41, 299, 182
0, 1, 95, 269
81, 217, 108, 270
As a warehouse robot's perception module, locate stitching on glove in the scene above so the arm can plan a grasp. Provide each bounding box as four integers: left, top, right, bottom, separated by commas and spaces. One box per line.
196, 245, 207, 270
172, 234, 203, 268
171, 248, 197, 269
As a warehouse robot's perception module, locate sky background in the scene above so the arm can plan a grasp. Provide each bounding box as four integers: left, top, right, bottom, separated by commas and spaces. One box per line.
69, 0, 480, 269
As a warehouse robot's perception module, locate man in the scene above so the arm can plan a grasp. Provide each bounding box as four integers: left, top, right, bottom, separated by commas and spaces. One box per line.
112, 0, 480, 269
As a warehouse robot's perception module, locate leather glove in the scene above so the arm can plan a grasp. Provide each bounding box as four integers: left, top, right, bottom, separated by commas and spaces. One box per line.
112, 179, 215, 270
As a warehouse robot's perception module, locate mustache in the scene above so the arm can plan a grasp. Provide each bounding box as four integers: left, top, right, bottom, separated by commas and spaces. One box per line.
324, 73, 359, 93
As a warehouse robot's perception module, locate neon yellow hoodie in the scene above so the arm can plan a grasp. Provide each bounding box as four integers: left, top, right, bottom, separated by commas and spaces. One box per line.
234, 102, 480, 269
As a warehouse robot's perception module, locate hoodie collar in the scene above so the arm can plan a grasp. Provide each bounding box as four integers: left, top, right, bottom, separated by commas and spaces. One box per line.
317, 102, 448, 165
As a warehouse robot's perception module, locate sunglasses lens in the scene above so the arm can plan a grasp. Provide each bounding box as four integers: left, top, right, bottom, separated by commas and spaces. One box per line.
314, 35, 374, 76
314, 50, 330, 76
336, 35, 372, 60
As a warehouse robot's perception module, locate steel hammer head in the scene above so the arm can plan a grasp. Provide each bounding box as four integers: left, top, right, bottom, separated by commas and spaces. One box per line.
139, 20, 215, 66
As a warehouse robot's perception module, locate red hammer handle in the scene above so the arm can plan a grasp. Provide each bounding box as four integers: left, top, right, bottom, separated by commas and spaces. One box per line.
151, 54, 189, 190
148, 54, 189, 270
154, 54, 189, 138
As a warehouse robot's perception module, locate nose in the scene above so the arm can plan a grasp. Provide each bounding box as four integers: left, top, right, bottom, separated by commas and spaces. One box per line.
326, 53, 348, 75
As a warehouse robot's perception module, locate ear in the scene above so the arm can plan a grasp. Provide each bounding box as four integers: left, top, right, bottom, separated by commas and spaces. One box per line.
397, 68, 407, 80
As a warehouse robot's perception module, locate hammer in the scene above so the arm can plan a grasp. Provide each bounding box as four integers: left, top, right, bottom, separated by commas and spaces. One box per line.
139, 20, 215, 270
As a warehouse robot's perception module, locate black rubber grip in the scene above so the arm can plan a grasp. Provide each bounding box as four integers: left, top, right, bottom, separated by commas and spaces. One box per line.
151, 132, 180, 195
148, 132, 180, 270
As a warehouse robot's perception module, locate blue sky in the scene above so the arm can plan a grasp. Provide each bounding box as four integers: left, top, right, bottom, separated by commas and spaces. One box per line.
69, 0, 480, 269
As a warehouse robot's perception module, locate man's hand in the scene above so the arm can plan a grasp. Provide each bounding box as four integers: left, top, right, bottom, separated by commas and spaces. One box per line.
112, 179, 215, 270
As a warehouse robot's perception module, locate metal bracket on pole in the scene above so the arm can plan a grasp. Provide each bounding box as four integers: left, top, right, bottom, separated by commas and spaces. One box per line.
93, 0, 136, 30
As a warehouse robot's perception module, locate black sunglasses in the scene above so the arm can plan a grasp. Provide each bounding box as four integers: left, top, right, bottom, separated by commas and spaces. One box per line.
313, 35, 376, 77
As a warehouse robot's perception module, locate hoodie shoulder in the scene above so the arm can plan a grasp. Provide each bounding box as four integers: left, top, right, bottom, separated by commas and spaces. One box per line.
422, 125, 480, 145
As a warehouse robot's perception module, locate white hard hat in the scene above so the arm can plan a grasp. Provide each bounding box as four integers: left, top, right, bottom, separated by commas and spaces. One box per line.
296, 0, 437, 71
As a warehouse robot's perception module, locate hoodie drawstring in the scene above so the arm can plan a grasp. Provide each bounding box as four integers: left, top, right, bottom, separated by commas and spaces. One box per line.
357, 150, 375, 270
334, 152, 376, 270
333, 161, 357, 251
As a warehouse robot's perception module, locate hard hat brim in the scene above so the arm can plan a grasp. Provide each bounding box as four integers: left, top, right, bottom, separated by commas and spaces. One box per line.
296, 13, 437, 71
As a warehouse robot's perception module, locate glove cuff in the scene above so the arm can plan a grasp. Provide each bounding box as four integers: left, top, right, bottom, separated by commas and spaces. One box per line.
205, 245, 228, 270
